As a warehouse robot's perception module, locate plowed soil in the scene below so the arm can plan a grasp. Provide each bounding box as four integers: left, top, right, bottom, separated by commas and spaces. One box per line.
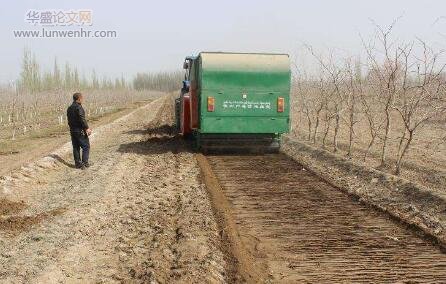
206, 154, 446, 283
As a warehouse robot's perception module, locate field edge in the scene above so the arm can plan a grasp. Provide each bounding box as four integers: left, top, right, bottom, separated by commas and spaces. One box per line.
282, 136, 446, 250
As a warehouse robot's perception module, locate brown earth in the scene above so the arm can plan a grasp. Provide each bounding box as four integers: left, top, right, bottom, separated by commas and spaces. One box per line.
196, 154, 268, 283
0, 199, 27, 215
283, 137, 446, 247
0, 208, 66, 234
204, 153, 446, 283
0, 96, 227, 283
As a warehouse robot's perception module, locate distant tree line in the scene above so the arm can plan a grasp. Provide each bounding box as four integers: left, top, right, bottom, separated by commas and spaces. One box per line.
18, 48, 128, 92
18, 48, 183, 93
133, 71, 183, 92
0, 49, 170, 141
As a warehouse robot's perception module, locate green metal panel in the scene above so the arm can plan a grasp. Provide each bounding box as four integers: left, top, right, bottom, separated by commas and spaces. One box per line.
201, 117, 289, 133
200, 91, 289, 117
200, 52, 290, 92
197, 52, 291, 134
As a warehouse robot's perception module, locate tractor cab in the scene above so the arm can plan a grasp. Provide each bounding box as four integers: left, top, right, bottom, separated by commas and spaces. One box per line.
176, 56, 197, 135
181, 56, 196, 94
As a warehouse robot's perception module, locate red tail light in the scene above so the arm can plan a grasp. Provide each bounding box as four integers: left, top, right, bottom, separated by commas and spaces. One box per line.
277, 97, 285, 112
207, 96, 215, 112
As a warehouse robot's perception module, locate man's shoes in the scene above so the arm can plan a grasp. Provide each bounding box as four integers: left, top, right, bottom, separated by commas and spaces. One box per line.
75, 164, 86, 170
83, 162, 91, 168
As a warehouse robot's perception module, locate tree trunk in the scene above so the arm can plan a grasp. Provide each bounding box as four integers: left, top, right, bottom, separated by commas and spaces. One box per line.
380, 109, 391, 166
313, 109, 322, 144
364, 135, 376, 161
396, 129, 407, 160
307, 119, 312, 141
395, 130, 413, 175
322, 121, 331, 148
333, 113, 340, 153
347, 105, 355, 157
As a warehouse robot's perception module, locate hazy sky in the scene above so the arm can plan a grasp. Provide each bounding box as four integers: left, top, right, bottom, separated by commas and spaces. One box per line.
1, 0, 445, 83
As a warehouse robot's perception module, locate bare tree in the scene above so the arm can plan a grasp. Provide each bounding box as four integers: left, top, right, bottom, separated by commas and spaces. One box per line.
393, 40, 446, 174
361, 20, 407, 167
299, 79, 313, 141
321, 103, 334, 148
312, 76, 327, 144
293, 71, 311, 141
343, 58, 362, 157
305, 45, 346, 152
359, 82, 385, 161
10, 83, 19, 140
291, 19, 446, 181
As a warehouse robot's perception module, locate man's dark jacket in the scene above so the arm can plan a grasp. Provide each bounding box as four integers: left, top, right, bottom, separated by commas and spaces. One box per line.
67, 101, 89, 132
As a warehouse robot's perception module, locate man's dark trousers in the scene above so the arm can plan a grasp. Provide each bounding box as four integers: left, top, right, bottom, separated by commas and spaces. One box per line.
70, 131, 90, 167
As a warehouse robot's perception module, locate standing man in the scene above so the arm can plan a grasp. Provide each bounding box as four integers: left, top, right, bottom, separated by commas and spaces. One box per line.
67, 92, 92, 169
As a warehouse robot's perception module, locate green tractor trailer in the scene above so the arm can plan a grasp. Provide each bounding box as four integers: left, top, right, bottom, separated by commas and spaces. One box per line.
175, 52, 291, 152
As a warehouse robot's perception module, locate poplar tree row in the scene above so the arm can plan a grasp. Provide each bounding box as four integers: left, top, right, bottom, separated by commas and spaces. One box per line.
19, 48, 128, 92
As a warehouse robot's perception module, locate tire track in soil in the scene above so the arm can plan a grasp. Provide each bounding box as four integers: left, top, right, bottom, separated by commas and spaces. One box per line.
204, 153, 446, 283
196, 153, 271, 284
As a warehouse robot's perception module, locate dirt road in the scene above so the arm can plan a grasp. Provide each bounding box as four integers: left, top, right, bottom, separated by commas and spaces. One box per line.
0, 98, 162, 178
0, 96, 227, 283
